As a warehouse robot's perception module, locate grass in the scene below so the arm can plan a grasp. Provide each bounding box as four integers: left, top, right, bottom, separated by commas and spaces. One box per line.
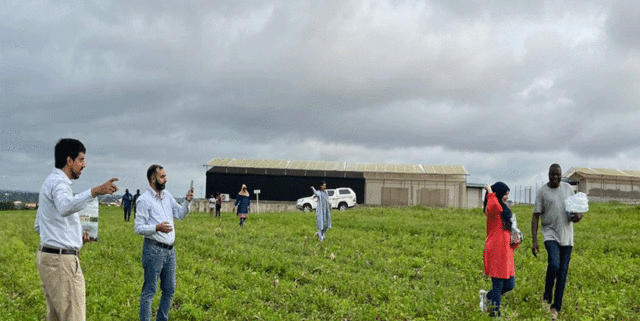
1, 203, 639, 320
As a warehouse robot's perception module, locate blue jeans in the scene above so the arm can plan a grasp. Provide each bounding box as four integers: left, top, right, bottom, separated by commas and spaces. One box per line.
544, 241, 572, 312
487, 276, 515, 316
140, 240, 176, 321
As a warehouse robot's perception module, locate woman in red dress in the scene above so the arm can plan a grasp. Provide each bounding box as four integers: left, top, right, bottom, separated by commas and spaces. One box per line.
479, 182, 520, 317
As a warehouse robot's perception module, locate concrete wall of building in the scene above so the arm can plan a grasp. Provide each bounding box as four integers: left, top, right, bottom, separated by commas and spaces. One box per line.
363, 172, 467, 208
466, 187, 484, 208
572, 176, 640, 204
192, 199, 298, 213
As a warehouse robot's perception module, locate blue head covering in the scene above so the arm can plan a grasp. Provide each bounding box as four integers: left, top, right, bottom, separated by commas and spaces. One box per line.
483, 181, 513, 231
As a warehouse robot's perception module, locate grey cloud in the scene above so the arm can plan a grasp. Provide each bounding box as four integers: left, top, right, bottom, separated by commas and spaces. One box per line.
606, 0, 640, 49
2, 0, 640, 194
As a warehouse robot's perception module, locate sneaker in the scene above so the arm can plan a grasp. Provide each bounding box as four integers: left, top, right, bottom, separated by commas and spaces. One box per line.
479, 290, 489, 312
550, 308, 558, 321
542, 300, 551, 312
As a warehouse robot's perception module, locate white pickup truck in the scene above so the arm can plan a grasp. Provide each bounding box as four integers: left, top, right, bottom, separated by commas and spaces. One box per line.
296, 187, 357, 212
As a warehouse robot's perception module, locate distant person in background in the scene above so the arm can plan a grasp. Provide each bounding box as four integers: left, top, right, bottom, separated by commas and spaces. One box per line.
134, 164, 194, 321
215, 192, 222, 217
532, 164, 584, 321
233, 185, 250, 227
311, 181, 331, 242
208, 194, 216, 216
34, 138, 118, 321
133, 189, 141, 219
479, 182, 520, 318
122, 189, 133, 221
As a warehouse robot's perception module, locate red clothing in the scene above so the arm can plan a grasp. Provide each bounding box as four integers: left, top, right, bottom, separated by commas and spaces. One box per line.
483, 193, 515, 279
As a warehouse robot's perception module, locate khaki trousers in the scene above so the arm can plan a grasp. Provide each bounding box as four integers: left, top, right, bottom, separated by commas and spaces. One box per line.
36, 250, 86, 321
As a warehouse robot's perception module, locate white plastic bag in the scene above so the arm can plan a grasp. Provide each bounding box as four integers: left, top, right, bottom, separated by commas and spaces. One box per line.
510, 214, 523, 245
79, 199, 99, 241
564, 192, 589, 216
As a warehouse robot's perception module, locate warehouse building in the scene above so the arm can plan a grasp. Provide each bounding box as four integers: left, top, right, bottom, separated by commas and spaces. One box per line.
563, 167, 640, 204
205, 158, 469, 208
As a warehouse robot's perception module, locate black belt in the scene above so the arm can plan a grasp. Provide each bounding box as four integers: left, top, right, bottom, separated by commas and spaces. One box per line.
39, 245, 79, 255
145, 238, 174, 250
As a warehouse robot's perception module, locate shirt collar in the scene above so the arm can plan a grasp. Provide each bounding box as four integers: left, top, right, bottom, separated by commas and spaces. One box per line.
52, 168, 72, 185
148, 188, 164, 201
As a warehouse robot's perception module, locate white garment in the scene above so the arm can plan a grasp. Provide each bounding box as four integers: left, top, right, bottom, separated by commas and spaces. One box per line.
34, 168, 94, 250
134, 188, 190, 245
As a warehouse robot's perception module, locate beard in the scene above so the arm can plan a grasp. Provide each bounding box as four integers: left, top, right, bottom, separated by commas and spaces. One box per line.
154, 181, 166, 191
71, 168, 82, 180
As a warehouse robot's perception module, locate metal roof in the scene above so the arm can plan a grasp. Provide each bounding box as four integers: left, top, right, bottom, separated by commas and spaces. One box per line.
564, 167, 640, 179
205, 158, 468, 175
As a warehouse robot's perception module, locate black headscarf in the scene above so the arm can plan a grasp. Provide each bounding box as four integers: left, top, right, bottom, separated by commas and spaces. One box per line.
483, 182, 513, 231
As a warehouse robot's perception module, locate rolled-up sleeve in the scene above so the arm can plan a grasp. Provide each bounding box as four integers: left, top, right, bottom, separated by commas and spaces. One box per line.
134, 198, 157, 235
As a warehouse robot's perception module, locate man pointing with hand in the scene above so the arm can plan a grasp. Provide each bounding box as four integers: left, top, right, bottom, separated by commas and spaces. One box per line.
34, 138, 119, 321
134, 164, 194, 321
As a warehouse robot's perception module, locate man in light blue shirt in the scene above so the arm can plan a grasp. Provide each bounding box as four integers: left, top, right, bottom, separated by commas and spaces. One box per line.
134, 164, 194, 321
34, 138, 119, 321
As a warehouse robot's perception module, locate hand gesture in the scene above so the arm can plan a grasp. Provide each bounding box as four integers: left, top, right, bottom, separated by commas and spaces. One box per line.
484, 184, 492, 193
185, 187, 194, 202
156, 221, 173, 233
570, 212, 584, 223
93, 178, 119, 197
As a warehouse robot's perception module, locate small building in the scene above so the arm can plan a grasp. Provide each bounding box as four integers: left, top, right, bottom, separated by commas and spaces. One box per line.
465, 183, 485, 208
205, 158, 469, 208
563, 167, 640, 204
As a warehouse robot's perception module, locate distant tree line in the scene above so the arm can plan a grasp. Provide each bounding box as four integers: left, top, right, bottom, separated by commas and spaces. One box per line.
0, 190, 39, 203
0, 202, 16, 211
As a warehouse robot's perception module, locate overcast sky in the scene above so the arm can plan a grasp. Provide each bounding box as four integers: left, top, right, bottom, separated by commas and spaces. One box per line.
2, 0, 639, 202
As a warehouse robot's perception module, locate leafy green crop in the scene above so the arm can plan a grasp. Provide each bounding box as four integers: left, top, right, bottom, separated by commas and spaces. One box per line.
1, 203, 638, 320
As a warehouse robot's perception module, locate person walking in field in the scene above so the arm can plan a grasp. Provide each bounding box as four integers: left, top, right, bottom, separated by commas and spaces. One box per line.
215, 192, 222, 217
122, 189, 133, 221
532, 164, 585, 320
133, 189, 141, 219
208, 194, 216, 216
311, 181, 331, 242
134, 164, 194, 321
233, 185, 250, 227
479, 182, 521, 317
34, 138, 119, 321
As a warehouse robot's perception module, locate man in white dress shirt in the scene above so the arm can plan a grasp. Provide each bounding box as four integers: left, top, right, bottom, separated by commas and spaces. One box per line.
34, 138, 119, 321
134, 164, 194, 321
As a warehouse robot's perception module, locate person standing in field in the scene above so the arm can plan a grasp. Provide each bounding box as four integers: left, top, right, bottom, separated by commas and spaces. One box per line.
479, 182, 520, 317
531, 164, 585, 320
208, 194, 216, 216
233, 185, 250, 226
34, 138, 119, 321
215, 192, 222, 217
122, 189, 133, 221
133, 189, 141, 219
134, 164, 194, 321
311, 181, 331, 242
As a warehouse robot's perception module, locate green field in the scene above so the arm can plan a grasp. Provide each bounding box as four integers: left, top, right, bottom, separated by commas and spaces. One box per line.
1, 203, 639, 320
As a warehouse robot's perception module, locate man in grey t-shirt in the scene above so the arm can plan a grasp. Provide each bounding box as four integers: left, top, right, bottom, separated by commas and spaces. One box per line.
531, 164, 585, 320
